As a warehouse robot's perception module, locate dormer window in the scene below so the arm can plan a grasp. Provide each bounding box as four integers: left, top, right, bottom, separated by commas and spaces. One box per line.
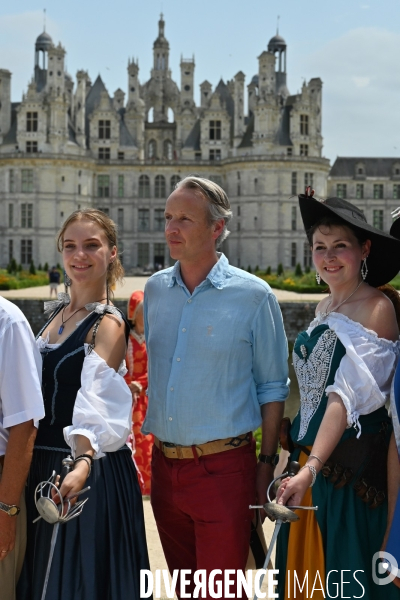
98, 120, 111, 140
26, 112, 38, 132
209, 121, 221, 140
300, 115, 309, 135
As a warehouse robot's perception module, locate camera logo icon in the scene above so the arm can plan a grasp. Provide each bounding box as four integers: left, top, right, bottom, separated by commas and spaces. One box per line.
372, 551, 399, 585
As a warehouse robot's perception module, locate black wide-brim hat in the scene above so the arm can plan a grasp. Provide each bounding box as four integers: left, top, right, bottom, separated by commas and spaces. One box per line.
299, 194, 400, 287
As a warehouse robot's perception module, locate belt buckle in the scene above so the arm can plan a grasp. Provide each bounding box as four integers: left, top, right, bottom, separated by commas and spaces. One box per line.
176, 446, 183, 459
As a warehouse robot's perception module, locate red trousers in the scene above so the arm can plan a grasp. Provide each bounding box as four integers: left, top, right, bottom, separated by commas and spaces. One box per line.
151, 441, 257, 599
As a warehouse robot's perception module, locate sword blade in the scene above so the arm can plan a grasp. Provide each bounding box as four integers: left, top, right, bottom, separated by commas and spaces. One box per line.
40, 522, 60, 600
252, 518, 282, 600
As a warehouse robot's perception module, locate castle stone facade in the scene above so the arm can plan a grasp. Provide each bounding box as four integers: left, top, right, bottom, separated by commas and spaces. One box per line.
0, 16, 330, 271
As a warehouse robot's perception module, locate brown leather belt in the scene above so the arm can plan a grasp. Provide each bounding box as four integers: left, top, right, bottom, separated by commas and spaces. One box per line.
154, 433, 251, 459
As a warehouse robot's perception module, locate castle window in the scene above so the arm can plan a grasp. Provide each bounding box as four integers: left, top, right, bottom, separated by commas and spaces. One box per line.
373, 209, 383, 230
373, 184, 384, 199
97, 207, 110, 215
9, 170, 15, 193
21, 204, 33, 228
21, 169, 33, 193
98, 120, 111, 140
21, 239, 32, 265
164, 140, 173, 160
336, 184, 347, 199
184, 85, 190, 91
118, 175, 124, 198
138, 209, 150, 231
26, 141, 38, 153
98, 148, 110, 160
394, 185, 400, 199
304, 242, 312, 268
237, 206, 241, 217
300, 115, 309, 135
291, 172, 297, 195
170, 175, 181, 193
138, 243, 149, 268
304, 173, 314, 188
209, 120, 221, 140
8, 204, 14, 228
26, 112, 38, 132
78, 184, 81, 195
155, 175, 166, 198
287, 147, 293, 156
97, 175, 110, 197
291, 242, 297, 268
291, 206, 297, 231
148, 140, 157, 159
154, 243, 165, 268
139, 175, 150, 198
356, 184, 364, 199
118, 152, 125, 160
300, 144, 309, 156
154, 209, 165, 231
118, 208, 124, 232
209, 149, 221, 161
9, 240, 13, 262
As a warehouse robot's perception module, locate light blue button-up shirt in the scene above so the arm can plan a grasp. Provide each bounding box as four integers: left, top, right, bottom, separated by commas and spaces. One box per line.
143, 254, 289, 445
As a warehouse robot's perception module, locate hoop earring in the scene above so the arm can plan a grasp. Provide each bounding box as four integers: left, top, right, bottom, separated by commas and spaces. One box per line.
316, 272, 321, 285
361, 258, 368, 281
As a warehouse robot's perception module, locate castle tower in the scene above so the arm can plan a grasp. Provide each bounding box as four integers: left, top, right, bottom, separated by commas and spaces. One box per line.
257, 50, 275, 98
47, 43, 66, 96
34, 30, 53, 92
180, 56, 195, 107
0, 69, 11, 143
233, 71, 245, 143
75, 69, 90, 148
267, 33, 289, 97
200, 80, 212, 108
152, 14, 170, 78
127, 58, 140, 105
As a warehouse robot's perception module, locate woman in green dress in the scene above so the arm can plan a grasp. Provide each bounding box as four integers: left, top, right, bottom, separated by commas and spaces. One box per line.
276, 189, 400, 599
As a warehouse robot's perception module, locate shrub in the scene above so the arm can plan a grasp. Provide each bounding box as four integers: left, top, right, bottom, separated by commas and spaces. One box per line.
247, 265, 252, 273
17, 264, 23, 272
29, 260, 36, 275
277, 263, 284, 276
38, 263, 42, 271
305, 264, 311, 274
265, 266, 271, 275
295, 263, 303, 277
44, 262, 49, 272
255, 265, 259, 272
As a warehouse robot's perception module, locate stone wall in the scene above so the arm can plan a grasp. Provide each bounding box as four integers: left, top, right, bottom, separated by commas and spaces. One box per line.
8, 298, 317, 343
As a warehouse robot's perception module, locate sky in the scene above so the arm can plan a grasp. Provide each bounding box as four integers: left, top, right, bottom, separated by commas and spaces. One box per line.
1, 0, 400, 163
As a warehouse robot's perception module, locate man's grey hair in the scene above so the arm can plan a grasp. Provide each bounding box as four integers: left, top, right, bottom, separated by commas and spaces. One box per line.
175, 176, 232, 247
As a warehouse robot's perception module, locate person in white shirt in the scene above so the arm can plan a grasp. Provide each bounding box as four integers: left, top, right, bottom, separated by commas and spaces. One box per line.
0, 296, 44, 600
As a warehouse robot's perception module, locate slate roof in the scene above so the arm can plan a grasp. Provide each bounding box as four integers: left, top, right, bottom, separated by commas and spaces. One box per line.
3, 103, 19, 145
276, 104, 292, 146
238, 113, 254, 148
183, 119, 201, 150
118, 109, 136, 146
330, 157, 400, 178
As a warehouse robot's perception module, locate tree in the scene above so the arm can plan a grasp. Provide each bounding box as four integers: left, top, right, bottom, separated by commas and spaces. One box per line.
247, 265, 252, 273
295, 263, 303, 277
265, 266, 271, 275
44, 262, 49, 272
29, 260, 36, 275
305, 264, 311, 274
277, 263, 284, 276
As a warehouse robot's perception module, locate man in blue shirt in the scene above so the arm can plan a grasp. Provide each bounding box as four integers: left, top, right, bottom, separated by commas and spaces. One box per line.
144, 176, 289, 596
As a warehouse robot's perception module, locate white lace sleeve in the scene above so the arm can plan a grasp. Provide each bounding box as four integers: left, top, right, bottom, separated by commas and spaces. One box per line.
323, 314, 400, 437
63, 345, 131, 459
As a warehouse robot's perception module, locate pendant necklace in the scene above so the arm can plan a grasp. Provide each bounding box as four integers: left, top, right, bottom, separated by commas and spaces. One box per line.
58, 297, 106, 335
319, 280, 363, 321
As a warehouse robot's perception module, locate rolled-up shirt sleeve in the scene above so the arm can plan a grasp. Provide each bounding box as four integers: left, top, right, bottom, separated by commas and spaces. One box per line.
252, 293, 290, 405
63, 347, 132, 459
0, 319, 44, 429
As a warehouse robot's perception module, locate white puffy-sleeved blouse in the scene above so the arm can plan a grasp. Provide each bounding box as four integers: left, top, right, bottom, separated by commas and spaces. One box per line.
309, 312, 400, 436
37, 336, 131, 459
